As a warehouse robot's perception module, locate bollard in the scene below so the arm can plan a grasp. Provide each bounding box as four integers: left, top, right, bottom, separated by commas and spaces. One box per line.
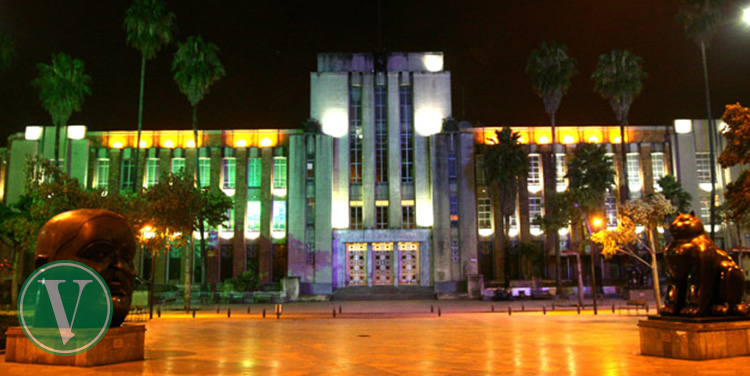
543, 305, 546, 315
522, 304, 525, 312
275, 304, 283, 319
438, 307, 441, 317
431, 305, 434, 313
227, 308, 231, 318
646, 304, 649, 314
262, 308, 266, 318
157, 306, 161, 318
192, 309, 196, 318
248, 306, 251, 314
612, 302, 615, 313
332, 308, 336, 318
577, 305, 581, 315
217, 305, 220, 314
552, 304, 555, 311
491, 304, 494, 312
508, 306, 512, 316
339, 305, 342, 314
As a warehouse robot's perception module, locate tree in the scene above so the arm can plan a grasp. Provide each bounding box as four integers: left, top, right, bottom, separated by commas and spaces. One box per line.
678, 0, 723, 239
718, 103, 750, 242
591, 49, 648, 203
124, 0, 177, 191
32, 53, 92, 164
534, 190, 577, 289
0, 32, 16, 72
525, 41, 577, 285
592, 194, 675, 308
172, 34, 226, 286
655, 175, 692, 215
482, 127, 530, 285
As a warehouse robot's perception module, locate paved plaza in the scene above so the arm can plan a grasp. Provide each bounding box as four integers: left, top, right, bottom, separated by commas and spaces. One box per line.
1, 300, 748, 375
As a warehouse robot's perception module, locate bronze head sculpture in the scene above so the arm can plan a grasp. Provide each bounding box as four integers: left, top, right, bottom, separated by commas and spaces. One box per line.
660, 212, 749, 317
34, 209, 136, 327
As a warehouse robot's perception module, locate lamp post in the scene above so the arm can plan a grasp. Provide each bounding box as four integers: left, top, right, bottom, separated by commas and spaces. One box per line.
141, 225, 156, 319
574, 202, 603, 315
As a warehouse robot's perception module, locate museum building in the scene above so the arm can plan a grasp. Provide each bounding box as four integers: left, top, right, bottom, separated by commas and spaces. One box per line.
1, 52, 745, 296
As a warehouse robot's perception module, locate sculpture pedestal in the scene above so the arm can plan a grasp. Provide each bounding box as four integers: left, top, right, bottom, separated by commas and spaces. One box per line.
4, 325, 145, 367
638, 316, 750, 360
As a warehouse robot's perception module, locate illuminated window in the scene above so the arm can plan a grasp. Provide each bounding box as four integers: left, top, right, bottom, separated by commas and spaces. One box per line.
95, 158, 109, 190
273, 157, 287, 189
272, 201, 287, 233
350, 205, 363, 229
696, 152, 711, 184
402, 205, 415, 229
121, 158, 134, 191
627, 153, 641, 198
605, 191, 617, 227
529, 196, 542, 225
223, 207, 234, 231
477, 198, 492, 230
349, 82, 363, 183
222, 157, 236, 189
145, 158, 159, 188
306, 199, 315, 225
651, 152, 665, 191
376, 205, 388, 229
450, 195, 459, 227
476, 156, 486, 186
171, 158, 185, 175
199, 157, 210, 188
528, 154, 541, 187
556, 154, 567, 188
375, 83, 388, 183
700, 194, 710, 223
248, 158, 261, 187
246, 201, 261, 232
400, 83, 414, 183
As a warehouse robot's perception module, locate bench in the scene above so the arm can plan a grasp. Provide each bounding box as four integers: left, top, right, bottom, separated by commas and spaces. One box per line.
125, 305, 148, 322
618, 300, 649, 315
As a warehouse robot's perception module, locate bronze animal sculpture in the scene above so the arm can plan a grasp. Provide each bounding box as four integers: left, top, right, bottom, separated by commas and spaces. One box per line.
660, 212, 749, 317
34, 209, 136, 327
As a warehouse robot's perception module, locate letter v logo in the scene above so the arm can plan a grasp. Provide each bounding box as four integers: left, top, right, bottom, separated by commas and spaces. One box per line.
38, 279, 92, 344
18, 261, 112, 355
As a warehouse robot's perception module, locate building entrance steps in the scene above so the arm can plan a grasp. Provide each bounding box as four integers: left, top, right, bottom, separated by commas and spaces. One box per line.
331, 286, 435, 301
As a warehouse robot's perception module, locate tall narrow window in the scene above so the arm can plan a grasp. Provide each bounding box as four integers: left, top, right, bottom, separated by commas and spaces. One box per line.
402, 204, 415, 229
273, 157, 287, 190
626, 153, 641, 196
222, 157, 236, 190
306, 199, 316, 225
121, 158, 134, 191
246, 201, 261, 233
223, 207, 234, 231
375, 83, 388, 183
171, 158, 185, 175
349, 83, 363, 183
400, 83, 414, 183
199, 157, 210, 188
450, 195, 459, 227
556, 154, 567, 191
248, 158, 261, 188
350, 205, 363, 230
376, 206, 388, 229
95, 158, 109, 190
528, 154, 541, 191
529, 196, 542, 226
651, 152, 665, 191
475, 156, 486, 186
696, 152, 711, 184
272, 201, 287, 236
700, 194, 711, 223
145, 158, 159, 188
605, 191, 617, 228
477, 198, 492, 231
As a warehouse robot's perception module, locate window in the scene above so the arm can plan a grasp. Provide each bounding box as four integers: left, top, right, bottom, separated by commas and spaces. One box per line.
451, 241, 460, 263
448, 150, 457, 180
556, 154, 567, 190
475, 156, 486, 186
272, 201, 287, 233
350, 205, 363, 230
223, 208, 234, 231
306, 199, 315, 225
376, 206, 388, 229
145, 158, 159, 188
171, 158, 185, 175
273, 157, 287, 189
605, 192, 617, 228
95, 158, 109, 189
700, 194, 711, 223
528, 154, 541, 187
246, 201, 261, 232
477, 198, 492, 230
529, 196, 542, 225
306, 161, 314, 180
222, 157, 236, 190
450, 195, 459, 227
696, 152, 711, 184
402, 205, 415, 229
651, 153, 665, 191
199, 157, 210, 188
121, 159, 134, 191
400, 84, 414, 183
626, 153, 641, 188
248, 158, 261, 187
375, 84, 388, 183
349, 84, 363, 183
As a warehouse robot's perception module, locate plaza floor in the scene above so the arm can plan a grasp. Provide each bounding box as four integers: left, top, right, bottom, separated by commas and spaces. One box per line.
1, 300, 748, 375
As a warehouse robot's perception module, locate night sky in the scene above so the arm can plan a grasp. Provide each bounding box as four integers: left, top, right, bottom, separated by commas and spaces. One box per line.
2, 1, 750, 145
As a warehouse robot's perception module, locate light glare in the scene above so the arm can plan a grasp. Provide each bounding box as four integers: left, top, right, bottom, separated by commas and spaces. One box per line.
25, 126, 43, 141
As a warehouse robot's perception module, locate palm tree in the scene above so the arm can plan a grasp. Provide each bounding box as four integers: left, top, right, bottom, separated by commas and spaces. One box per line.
483, 127, 530, 286
591, 49, 648, 204
172, 35, 225, 310
124, 0, 177, 190
656, 175, 692, 214
678, 0, 722, 239
32, 53, 92, 165
525, 41, 578, 288
0, 33, 16, 72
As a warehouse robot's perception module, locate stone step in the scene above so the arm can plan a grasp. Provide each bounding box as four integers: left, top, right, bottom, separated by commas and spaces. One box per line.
332, 286, 435, 301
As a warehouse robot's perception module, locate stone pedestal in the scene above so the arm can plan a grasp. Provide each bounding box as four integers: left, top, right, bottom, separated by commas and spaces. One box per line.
282, 276, 300, 302
638, 316, 750, 360
5, 325, 145, 367
467, 274, 484, 299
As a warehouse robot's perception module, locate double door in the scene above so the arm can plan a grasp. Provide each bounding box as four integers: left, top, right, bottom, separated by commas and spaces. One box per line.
346, 242, 420, 286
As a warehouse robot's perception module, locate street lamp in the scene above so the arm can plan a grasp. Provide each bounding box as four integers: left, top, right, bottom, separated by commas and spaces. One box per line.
140, 225, 156, 319
574, 203, 603, 315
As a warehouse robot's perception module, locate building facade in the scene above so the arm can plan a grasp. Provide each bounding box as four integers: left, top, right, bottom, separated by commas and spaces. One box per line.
1, 52, 746, 297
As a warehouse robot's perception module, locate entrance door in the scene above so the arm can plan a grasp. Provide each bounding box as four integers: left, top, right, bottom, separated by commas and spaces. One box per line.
398, 242, 420, 285
372, 242, 393, 285
346, 243, 367, 286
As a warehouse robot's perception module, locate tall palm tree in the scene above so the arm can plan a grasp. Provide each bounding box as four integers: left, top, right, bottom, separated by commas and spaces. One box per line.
591, 49, 648, 204
0, 32, 16, 72
678, 0, 722, 239
172, 35, 225, 310
32, 53, 92, 165
525, 41, 578, 288
124, 0, 177, 190
483, 127, 530, 286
